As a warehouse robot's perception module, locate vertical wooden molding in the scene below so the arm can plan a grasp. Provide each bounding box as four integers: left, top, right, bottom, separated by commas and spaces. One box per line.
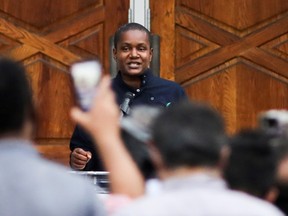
150, 0, 175, 80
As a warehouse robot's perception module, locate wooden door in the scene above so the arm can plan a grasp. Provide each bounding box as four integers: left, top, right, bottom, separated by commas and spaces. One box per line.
151, 0, 288, 134
0, 0, 129, 165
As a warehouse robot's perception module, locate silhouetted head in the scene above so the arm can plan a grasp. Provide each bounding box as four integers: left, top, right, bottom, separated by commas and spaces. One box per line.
120, 105, 163, 180
151, 100, 227, 169
224, 129, 277, 199
0, 58, 35, 137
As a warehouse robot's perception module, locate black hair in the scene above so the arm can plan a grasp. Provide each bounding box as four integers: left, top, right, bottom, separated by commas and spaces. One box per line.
121, 129, 156, 180
224, 129, 277, 198
268, 136, 288, 214
113, 22, 152, 48
0, 58, 35, 135
151, 100, 227, 169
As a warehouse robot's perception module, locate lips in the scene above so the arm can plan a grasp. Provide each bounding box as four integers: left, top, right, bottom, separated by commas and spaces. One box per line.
127, 62, 141, 69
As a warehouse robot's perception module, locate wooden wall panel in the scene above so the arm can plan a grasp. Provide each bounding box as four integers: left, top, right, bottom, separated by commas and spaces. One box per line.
1, 0, 287, 164
150, 0, 175, 80
174, 0, 288, 134
0, 0, 129, 166
24, 55, 75, 138
184, 58, 288, 132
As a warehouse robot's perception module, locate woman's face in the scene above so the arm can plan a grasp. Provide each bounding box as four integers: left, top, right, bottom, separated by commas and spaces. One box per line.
113, 29, 153, 77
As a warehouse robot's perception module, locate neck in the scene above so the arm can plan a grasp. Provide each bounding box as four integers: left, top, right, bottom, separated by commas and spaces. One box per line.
0, 133, 28, 140
0, 121, 34, 141
158, 166, 221, 180
121, 73, 141, 89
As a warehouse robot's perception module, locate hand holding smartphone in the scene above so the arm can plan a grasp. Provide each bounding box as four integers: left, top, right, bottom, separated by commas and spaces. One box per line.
70, 60, 102, 111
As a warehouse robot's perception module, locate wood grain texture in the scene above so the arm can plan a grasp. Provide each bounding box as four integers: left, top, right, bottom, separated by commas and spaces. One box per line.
175, 0, 288, 133
0, 0, 103, 30
0, 17, 80, 65
25, 55, 75, 138
35, 138, 71, 166
150, 0, 175, 80
175, 11, 288, 83
0, 0, 129, 166
0, 0, 287, 164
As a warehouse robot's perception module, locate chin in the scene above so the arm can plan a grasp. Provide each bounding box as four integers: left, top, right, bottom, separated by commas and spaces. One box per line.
126, 69, 144, 76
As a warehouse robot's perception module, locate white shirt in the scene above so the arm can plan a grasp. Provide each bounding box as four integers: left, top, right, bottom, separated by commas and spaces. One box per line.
113, 173, 284, 216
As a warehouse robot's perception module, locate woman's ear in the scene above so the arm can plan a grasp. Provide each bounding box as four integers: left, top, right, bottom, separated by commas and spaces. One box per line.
113, 48, 117, 61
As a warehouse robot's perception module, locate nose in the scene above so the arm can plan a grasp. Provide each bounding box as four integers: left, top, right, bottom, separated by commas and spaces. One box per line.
130, 48, 139, 58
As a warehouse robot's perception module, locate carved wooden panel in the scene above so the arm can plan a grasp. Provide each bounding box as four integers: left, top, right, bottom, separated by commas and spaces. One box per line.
0, 0, 129, 165
150, 0, 175, 80
174, 0, 288, 134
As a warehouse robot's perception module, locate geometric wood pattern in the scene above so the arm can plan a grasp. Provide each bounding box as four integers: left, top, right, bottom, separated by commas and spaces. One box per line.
0, 0, 129, 166
184, 58, 288, 133
1, 0, 286, 164
150, 0, 288, 134
175, 26, 219, 68
175, 7, 288, 83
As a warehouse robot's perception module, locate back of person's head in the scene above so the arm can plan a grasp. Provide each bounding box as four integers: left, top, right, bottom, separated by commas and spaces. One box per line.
151, 100, 227, 169
121, 130, 156, 180
120, 105, 162, 180
258, 109, 288, 139
0, 58, 35, 136
113, 22, 152, 48
224, 129, 278, 199
268, 135, 288, 214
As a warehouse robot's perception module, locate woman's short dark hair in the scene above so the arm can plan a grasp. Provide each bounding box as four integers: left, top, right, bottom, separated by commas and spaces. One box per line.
113, 22, 152, 48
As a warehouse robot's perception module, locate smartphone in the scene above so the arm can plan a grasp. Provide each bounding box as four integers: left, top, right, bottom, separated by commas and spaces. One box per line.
70, 60, 102, 111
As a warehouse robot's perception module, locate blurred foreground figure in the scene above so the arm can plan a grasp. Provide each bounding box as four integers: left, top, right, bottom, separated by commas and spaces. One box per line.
71, 81, 285, 215
273, 136, 288, 215
0, 58, 105, 216
258, 109, 288, 215
112, 101, 284, 216
224, 129, 278, 202
120, 105, 161, 181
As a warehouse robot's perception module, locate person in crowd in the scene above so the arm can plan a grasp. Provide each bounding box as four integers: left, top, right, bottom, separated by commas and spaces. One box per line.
120, 105, 161, 181
272, 136, 288, 215
0, 58, 105, 216
223, 129, 279, 202
258, 109, 288, 214
104, 105, 163, 214
71, 77, 284, 215
70, 22, 187, 171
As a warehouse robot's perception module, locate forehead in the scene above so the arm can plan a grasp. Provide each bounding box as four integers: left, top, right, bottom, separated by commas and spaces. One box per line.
118, 30, 150, 45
